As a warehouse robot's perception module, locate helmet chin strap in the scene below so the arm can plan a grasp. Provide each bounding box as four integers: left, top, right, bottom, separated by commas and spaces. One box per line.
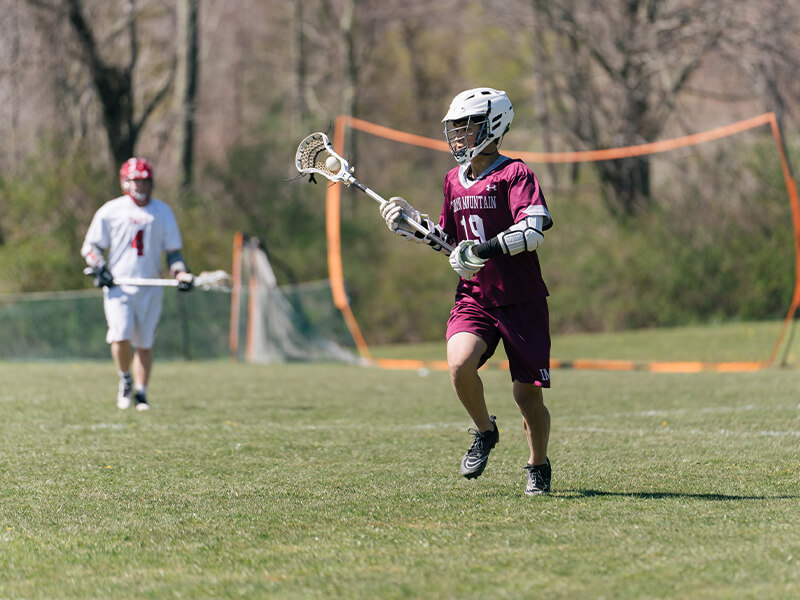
479, 137, 503, 156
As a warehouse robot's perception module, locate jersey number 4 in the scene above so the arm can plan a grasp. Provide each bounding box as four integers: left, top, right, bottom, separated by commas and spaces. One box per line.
131, 229, 145, 256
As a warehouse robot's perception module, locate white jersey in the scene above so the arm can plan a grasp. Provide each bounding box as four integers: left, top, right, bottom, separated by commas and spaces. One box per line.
82, 195, 183, 280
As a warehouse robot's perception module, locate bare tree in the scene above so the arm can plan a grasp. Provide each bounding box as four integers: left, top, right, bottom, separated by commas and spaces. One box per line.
26, 0, 176, 166
718, 1, 800, 174
292, 0, 309, 126
175, 0, 199, 189
531, 0, 736, 216
3, 1, 23, 173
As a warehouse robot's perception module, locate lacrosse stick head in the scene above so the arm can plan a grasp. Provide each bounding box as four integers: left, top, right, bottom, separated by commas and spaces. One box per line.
194, 270, 233, 291
295, 132, 353, 185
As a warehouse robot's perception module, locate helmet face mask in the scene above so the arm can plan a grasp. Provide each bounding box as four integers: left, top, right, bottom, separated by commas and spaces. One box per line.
119, 158, 154, 206
122, 179, 152, 206
442, 88, 514, 165
444, 115, 489, 165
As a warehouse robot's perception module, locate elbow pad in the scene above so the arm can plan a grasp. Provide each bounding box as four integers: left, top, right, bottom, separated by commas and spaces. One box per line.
496, 215, 544, 256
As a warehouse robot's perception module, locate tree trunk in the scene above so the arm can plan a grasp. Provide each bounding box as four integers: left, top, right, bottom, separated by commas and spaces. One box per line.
65, 0, 134, 165
292, 0, 308, 126
596, 157, 651, 217
340, 0, 357, 120
175, 0, 199, 190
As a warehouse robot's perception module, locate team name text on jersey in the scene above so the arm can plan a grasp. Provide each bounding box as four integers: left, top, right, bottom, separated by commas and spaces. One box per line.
451, 195, 498, 213
129, 214, 154, 226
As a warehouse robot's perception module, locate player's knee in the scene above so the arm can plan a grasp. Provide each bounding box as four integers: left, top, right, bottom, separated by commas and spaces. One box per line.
513, 382, 544, 406
448, 358, 477, 386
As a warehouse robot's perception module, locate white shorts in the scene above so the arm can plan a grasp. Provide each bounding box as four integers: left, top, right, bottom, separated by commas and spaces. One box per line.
103, 285, 164, 349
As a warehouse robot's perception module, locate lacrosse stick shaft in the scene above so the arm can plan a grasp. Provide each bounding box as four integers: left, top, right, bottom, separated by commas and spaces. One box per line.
112, 277, 180, 287
295, 131, 452, 253
347, 177, 454, 254
83, 268, 182, 287
84, 268, 230, 290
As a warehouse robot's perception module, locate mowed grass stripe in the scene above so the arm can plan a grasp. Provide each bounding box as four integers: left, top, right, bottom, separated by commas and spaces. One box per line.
0, 349, 799, 599
4, 418, 800, 440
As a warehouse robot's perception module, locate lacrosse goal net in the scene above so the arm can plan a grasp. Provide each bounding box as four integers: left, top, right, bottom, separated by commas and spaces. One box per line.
228, 233, 358, 364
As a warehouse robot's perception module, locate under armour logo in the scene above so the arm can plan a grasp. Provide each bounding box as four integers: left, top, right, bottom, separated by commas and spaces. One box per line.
486, 184, 497, 191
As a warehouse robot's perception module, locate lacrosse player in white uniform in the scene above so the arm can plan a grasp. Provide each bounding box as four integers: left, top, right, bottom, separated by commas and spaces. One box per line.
81, 158, 194, 411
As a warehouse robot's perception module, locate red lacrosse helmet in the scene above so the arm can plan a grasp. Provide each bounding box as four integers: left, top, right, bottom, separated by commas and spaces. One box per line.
119, 157, 154, 205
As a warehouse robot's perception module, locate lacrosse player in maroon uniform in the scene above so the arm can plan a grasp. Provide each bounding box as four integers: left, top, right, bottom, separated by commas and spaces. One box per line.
380, 88, 554, 495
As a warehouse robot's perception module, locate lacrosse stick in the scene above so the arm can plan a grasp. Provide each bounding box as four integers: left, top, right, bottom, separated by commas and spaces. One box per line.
84, 269, 232, 291
295, 132, 454, 253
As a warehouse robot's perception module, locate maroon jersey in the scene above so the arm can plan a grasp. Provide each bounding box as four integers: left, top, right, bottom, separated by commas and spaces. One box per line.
439, 156, 552, 307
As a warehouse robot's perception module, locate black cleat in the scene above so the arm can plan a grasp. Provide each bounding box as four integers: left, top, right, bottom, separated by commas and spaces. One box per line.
134, 391, 150, 411
460, 416, 499, 479
524, 458, 551, 495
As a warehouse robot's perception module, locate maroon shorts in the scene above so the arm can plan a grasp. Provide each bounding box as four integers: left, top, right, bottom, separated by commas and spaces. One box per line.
446, 296, 551, 387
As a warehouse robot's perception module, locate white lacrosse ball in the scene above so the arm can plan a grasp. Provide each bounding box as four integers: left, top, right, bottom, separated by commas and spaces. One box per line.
325, 156, 341, 172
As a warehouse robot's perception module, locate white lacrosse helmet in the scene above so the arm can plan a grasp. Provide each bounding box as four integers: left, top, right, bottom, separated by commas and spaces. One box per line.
442, 87, 514, 165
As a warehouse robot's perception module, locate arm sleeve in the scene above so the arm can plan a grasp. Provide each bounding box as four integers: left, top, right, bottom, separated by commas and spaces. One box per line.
162, 208, 186, 274
166, 250, 188, 275
80, 211, 109, 267
509, 168, 552, 230
162, 206, 183, 253
472, 237, 504, 260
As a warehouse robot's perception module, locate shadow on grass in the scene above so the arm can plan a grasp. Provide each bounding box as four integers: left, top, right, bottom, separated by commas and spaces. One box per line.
557, 489, 799, 501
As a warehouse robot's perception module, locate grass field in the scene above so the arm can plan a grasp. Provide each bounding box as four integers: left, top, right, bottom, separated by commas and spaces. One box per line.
2, 324, 800, 599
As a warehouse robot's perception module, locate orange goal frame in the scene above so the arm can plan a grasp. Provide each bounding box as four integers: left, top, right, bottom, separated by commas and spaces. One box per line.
323, 113, 799, 372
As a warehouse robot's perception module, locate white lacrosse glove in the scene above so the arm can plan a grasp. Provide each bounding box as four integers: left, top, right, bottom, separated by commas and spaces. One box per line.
449, 240, 487, 279
380, 197, 426, 243
175, 271, 195, 292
